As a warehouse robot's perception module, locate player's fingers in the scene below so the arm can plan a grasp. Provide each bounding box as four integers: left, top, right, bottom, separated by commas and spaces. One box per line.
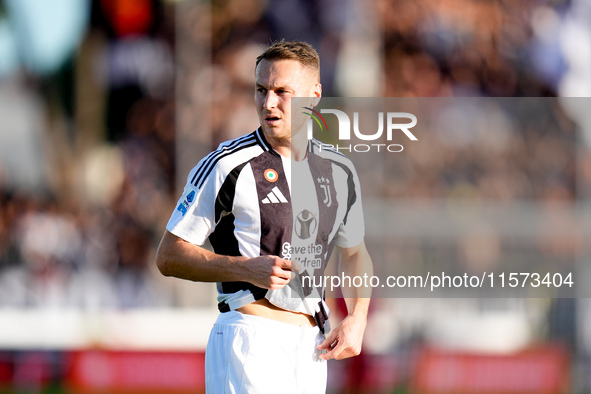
274, 268, 294, 282
318, 331, 337, 350
276, 258, 301, 272
268, 276, 289, 289
291, 260, 302, 272
272, 265, 293, 280
319, 341, 346, 361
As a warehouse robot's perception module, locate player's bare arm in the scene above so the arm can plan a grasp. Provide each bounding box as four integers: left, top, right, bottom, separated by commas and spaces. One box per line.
318, 241, 372, 360
156, 230, 297, 290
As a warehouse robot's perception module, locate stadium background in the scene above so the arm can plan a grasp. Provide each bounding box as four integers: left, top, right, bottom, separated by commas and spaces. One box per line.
0, 0, 589, 392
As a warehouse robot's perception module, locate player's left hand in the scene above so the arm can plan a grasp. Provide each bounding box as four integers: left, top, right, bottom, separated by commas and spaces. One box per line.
317, 314, 367, 360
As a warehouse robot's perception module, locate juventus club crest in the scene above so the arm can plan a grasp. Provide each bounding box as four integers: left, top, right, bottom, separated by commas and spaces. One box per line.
316, 177, 332, 207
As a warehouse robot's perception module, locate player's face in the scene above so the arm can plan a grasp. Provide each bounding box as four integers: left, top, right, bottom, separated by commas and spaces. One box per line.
255, 59, 321, 145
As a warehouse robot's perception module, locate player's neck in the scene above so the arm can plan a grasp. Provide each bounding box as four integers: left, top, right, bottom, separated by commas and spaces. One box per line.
269, 129, 308, 161
273, 145, 307, 161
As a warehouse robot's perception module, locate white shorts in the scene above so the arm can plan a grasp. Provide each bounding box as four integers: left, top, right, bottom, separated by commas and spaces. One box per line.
205, 311, 327, 394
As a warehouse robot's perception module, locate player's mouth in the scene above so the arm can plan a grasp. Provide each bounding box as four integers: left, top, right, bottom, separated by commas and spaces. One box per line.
264, 115, 281, 125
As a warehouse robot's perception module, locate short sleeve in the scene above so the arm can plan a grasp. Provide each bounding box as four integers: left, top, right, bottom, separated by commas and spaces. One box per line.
166, 162, 218, 246
166, 132, 264, 245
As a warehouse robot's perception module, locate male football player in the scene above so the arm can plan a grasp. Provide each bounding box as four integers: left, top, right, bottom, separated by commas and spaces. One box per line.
156, 40, 372, 393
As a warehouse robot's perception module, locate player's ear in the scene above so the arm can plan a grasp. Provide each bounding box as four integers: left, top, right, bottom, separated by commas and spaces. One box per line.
312, 83, 322, 107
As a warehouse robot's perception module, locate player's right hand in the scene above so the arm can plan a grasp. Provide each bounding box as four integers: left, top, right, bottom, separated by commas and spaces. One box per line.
245, 256, 301, 289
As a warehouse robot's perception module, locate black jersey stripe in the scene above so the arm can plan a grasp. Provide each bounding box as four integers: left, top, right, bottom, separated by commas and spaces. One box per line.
214, 162, 248, 224
190, 133, 256, 187
212, 155, 270, 298
327, 159, 357, 225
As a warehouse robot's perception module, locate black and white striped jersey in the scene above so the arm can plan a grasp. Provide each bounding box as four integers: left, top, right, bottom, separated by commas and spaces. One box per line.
166, 127, 365, 314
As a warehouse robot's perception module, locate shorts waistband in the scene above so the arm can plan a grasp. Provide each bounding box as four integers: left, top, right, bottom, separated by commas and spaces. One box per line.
215, 311, 320, 335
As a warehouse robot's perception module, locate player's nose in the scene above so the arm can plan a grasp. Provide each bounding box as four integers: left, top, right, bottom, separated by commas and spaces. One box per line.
264, 91, 278, 109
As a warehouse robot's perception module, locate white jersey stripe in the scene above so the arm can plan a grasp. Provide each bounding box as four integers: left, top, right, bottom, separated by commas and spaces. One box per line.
233, 163, 262, 259
254, 127, 273, 151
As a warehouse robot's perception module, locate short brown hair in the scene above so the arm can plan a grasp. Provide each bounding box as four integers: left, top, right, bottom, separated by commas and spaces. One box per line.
256, 40, 320, 81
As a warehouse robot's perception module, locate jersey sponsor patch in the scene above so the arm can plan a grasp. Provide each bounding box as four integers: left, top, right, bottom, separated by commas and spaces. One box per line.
186, 190, 195, 203
177, 190, 196, 216
264, 169, 278, 182
177, 203, 188, 216
294, 209, 317, 239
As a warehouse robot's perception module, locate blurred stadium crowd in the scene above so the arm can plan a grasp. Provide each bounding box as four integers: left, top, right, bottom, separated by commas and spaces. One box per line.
1, 0, 590, 391
0, 0, 585, 310
0, 0, 177, 309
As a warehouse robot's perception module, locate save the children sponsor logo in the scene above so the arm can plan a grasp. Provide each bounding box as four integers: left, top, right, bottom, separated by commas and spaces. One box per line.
294, 209, 317, 240
281, 241, 323, 277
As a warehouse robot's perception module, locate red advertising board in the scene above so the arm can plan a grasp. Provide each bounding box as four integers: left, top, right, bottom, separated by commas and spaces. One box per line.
66, 350, 206, 394
412, 345, 570, 394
